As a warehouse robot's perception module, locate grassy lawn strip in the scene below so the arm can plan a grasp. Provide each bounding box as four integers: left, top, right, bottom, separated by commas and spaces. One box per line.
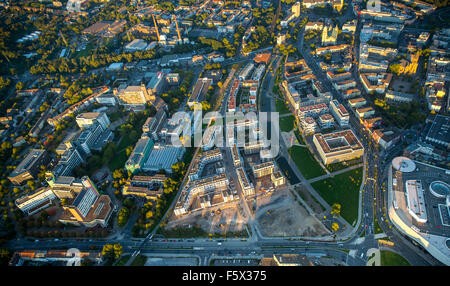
131, 254, 147, 266
158, 226, 249, 238
311, 167, 362, 224
294, 129, 305, 144
280, 115, 295, 132
326, 157, 362, 172
380, 250, 411, 266
374, 217, 383, 234
115, 255, 131, 266
288, 145, 326, 179
275, 99, 291, 115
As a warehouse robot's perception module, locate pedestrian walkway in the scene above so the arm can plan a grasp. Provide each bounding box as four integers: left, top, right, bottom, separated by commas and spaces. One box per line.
366, 248, 381, 266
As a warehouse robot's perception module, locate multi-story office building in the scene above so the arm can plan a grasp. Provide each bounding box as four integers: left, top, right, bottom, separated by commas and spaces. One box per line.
52, 147, 84, 177
125, 137, 154, 174
46, 175, 84, 199
76, 123, 103, 155
313, 130, 364, 164
75, 112, 110, 130
114, 84, 156, 110
142, 109, 167, 141
8, 149, 49, 185
15, 188, 56, 215
122, 175, 166, 201
59, 177, 113, 228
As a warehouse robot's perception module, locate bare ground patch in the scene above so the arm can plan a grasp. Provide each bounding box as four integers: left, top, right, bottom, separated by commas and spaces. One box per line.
255, 189, 329, 237
166, 201, 249, 234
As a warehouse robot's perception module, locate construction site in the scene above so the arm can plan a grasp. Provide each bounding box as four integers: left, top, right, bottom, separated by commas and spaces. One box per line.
253, 188, 330, 237
165, 199, 250, 236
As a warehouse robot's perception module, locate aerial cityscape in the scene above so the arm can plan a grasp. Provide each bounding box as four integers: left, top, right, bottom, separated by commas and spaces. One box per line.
0, 0, 449, 269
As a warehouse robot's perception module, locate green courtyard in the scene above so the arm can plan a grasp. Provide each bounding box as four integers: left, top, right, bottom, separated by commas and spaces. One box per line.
311, 167, 363, 225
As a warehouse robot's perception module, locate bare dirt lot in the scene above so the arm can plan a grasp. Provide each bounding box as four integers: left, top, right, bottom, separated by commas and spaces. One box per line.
166, 201, 249, 234
254, 189, 330, 237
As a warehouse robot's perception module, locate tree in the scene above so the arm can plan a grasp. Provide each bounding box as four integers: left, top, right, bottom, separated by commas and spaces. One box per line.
117, 207, 130, 227
113, 243, 123, 259
27, 180, 36, 191
0, 248, 12, 266
113, 169, 124, 180
145, 210, 153, 219
331, 203, 341, 216
331, 222, 339, 232
15, 82, 23, 90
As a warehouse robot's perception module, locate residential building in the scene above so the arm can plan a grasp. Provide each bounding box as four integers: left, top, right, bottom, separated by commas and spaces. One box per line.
371, 128, 401, 149
348, 97, 367, 108
318, 113, 335, 129
236, 167, 254, 196
329, 99, 349, 127
301, 117, 318, 134
252, 162, 275, 178
355, 106, 375, 118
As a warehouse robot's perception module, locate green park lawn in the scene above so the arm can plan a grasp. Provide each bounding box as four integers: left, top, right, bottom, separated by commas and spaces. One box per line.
108, 111, 123, 122
130, 254, 147, 266
380, 250, 411, 266
288, 145, 326, 179
114, 255, 131, 266
73, 42, 94, 59
311, 167, 363, 225
325, 157, 362, 172
275, 99, 291, 115
279, 115, 295, 132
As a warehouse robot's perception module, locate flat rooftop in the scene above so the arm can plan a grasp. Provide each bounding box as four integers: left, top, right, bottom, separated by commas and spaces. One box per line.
314, 129, 363, 155
426, 115, 450, 146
